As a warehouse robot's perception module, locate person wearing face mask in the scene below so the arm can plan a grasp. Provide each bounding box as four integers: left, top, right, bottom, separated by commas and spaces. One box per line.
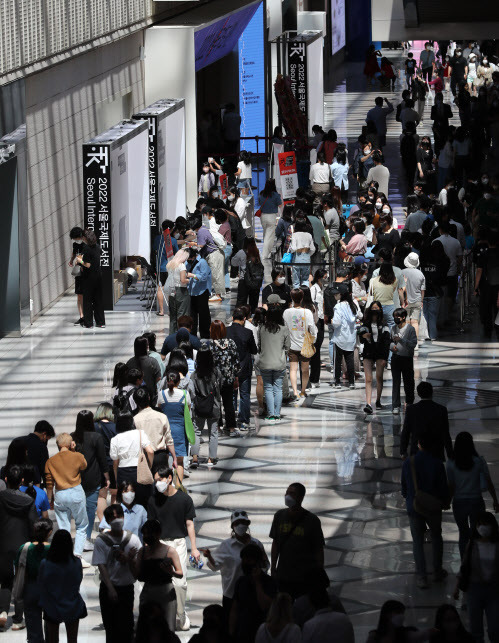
205, 186, 226, 210
99, 481, 147, 541
262, 269, 291, 308
68, 226, 86, 325
136, 519, 183, 634
449, 49, 468, 97
431, 604, 474, 643
454, 512, 499, 642
367, 600, 407, 643
269, 483, 325, 599
201, 511, 269, 620
186, 246, 212, 339
359, 302, 391, 414
366, 151, 390, 198
355, 140, 375, 188
416, 138, 436, 193
390, 307, 417, 414
92, 503, 141, 643
198, 163, 215, 198
147, 466, 199, 632
152, 220, 179, 317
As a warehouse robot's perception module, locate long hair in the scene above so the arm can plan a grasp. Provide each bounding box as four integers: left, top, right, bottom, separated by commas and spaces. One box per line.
339, 290, 358, 315
301, 287, 316, 315
112, 362, 129, 388
453, 432, 478, 471
331, 186, 343, 213
167, 349, 188, 377
364, 301, 384, 325
244, 237, 262, 265
335, 149, 347, 165
47, 529, 75, 564
210, 320, 227, 340
73, 410, 95, 446
375, 600, 405, 637
166, 248, 189, 272
134, 336, 149, 358
195, 345, 215, 379
261, 179, 276, 199
378, 262, 396, 285
264, 305, 284, 334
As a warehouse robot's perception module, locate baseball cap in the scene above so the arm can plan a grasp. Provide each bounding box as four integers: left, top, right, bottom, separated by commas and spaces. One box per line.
231, 510, 250, 525
267, 293, 286, 305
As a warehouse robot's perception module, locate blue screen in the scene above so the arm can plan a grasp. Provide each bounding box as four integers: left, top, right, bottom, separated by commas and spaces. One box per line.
238, 2, 265, 154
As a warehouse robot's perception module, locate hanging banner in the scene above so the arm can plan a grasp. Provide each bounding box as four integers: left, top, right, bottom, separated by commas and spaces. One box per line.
288, 41, 308, 122
162, 228, 174, 260
145, 115, 159, 243
278, 151, 299, 200
219, 173, 229, 200
83, 143, 113, 309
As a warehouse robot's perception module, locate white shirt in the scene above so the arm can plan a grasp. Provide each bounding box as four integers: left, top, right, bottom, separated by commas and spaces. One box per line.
209, 536, 268, 599
309, 162, 330, 184
289, 232, 315, 253
110, 385, 137, 411
310, 283, 324, 320
159, 387, 191, 407
109, 429, 151, 468
302, 609, 354, 643
434, 234, 463, 276
330, 161, 349, 190
256, 623, 302, 643
237, 161, 252, 179
450, 218, 466, 249
283, 307, 317, 351
439, 187, 448, 205
92, 531, 142, 586
234, 197, 249, 229
172, 263, 187, 288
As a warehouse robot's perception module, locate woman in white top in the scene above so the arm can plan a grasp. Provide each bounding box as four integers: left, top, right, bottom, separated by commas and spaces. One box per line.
309, 152, 331, 197
235, 150, 252, 195
228, 186, 250, 234
309, 269, 327, 387
255, 593, 302, 643
330, 148, 350, 202
288, 218, 315, 289
283, 288, 317, 399
330, 285, 362, 389
109, 414, 154, 508
350, 263, 368, 305
166, 249, 196, 335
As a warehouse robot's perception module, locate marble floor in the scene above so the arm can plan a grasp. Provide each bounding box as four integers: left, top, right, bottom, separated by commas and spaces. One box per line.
2, 49, 499, 641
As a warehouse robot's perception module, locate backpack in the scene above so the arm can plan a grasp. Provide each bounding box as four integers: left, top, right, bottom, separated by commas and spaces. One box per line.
324, 284, 339, 318
400, 133, 416, 161
193, 374, 217, 418
244, 261, 264, 290
94, 531, 133, 583
112, 387, 135, 419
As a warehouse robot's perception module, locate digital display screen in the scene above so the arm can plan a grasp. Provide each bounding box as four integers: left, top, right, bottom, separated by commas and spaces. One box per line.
194, 4, 259, 72
331, 0, 346, 55
238, 3, 265, 154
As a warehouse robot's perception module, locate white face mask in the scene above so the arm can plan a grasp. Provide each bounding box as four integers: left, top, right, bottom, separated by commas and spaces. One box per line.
483, 59, 488, 64
276, 277, 285, 285
122, 491, 135, 505
477, 525, 493, 538
228, 195, 235, 202
284, 494, 296, 508
110, 518, 124, 533
363, 147, 370, 155
234, 524, 249, 536
173, 233, 180, 239
391, 614, 405, 627
457, 52, 462, 57
361, 274, 367, 282
375, 202, 382, 210
482, 178, 489, 185
382, 207, 390, 214
203, 168, 209, 173
212, 192, 219, 199
156, 480, 169, 494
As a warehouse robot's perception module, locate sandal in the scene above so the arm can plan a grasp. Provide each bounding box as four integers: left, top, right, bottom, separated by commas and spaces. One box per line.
156, 312, 164, 316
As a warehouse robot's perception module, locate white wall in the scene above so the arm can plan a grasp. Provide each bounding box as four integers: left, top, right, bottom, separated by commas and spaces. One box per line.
307, 38, 324, 136
163, 107, 187, 220
126, 128, 150, 260
144, 27, 197, 211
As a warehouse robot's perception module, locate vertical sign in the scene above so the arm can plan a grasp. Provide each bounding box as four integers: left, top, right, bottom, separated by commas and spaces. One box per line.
288, 41, 308, 122
147, 115, 159, 243
278, 151, 299, 201
83, 143, 113, 309
219, 173, 229, 200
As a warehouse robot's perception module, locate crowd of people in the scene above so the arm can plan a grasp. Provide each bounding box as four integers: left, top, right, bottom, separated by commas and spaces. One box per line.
1, 39, 499, 643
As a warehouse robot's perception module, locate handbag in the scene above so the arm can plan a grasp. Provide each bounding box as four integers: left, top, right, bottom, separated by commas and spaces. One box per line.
12, 543, 30, 601
410, 456, 443, 517
183, 391, 196, 445
255, 196, 269, 218
300, 314, 316, 359
136, 430, 154, 485
71, 264, 82, 277
282, 252, 294, 264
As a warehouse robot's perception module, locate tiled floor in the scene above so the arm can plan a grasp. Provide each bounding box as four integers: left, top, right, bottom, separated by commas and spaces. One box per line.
2, 48, 499, 641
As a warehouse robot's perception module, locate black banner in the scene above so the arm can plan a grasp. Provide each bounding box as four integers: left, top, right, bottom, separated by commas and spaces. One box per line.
288, 40, 308, 122
146, 115, 159, 244
82, 143, 113, 310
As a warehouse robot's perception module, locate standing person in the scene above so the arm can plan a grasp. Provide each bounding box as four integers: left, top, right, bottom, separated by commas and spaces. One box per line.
390, 308, 417, 415
366, 97, 394, 148
447, 432, 499, 560
400, 98, 421, 130
68, 226, 86, 325
109, 414, 154, 509
20, 465, 50, 518
431, 93, 453, 157
165, 249, 197, 330
198, 163, 216, 198
288, 217, 315, 289
227, 308, 258, 431
152, 220, 179, 317
148, 467, 200, 632
137, 519, 183, 634
317, 129, 338, 163
420, 239, 449, 341
235, 150, 252, 196
259, 179, 283, 282
359, 302, 391, 414
133, 387, 177, 471
366, 151, 390, 197
44, 434, 89, 563
364, 44, 380, 86
126, 336, 161, 406
401, 430, 450, 589
402, 252, 426, 344
209, 320, 240, 437
309, 152, 331, 199
416, 136, 436, 194
283, 289, 317, 399
270, 483, 325, 599
435, 221, 463, 323
24, 420, 55, 486
404, 195, 431, 233
142, 331, 165, 377
233, 237, 264, 313
258, 304, 291, 422
15, 518, 53, 642
420, 42, 436, 84
160, 317, 202, 359
330, 148, 350, 202
98, 481, 147, 540
71, 410, 109, 552
475, 233, 499, 339
370, 262, 401, 329
189, 216, 226, 304
227, 186, 251, 238
92, 504, 141, 643
38, 530, 87, 643
376, 215, 401, 256
74, 229, 105, 329
330, 283, 362, 390
400, 121, 419, 185
189, 345, 222, 468
0, 466, 38, 630
94, 404, 117, 520
262, 269, 292, 308
309, 269, 327, 388
158, 371, 191, 483
202, 511, 269, 621
449, 48, 468, 97
405, 52, 417, 88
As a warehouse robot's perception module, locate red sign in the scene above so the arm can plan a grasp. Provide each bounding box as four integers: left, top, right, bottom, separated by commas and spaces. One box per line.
163, 229, 174, 259
278, 151, 297, 175
219, 173, 229, 200
277, 151, 299, 200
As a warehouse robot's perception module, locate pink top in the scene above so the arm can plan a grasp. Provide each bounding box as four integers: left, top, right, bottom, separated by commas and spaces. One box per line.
345, 233, 368, 255
218, 221, 232, 243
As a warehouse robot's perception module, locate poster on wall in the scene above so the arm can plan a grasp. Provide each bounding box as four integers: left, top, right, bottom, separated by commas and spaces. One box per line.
331, 0, 346, 55
146, 115, 160, 243
288, 41, 308, 121
83, 143, 113, 309
278, 151, 299, 201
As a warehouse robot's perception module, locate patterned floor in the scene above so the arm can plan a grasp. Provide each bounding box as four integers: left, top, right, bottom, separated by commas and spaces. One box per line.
1, 48, 499, 641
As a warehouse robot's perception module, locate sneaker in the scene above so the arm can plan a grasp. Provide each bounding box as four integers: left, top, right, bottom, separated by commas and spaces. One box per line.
264, 416, 275, 423
416, 575, 429, 589
11, 621, 25, 631
364, 404, 373, 415
78, 556, 92, 569
208, 295, 222, 303
0, 612, 6, 628
229, 430, 241, 438
97, 324, 106, 328
392, 407, 400, 415
207, 460, 215, 468
433, 568, 448, 582
239, 423, 250, 431
386, 362, 391, 370
376, 400, 384, 410
309, 382, 319, 389
190, 459, 199, 470
183, 469, 190, 479
176, 615, 191, 631
84, 539, 94, 551
334, 383, 342, 390
349, 384, 356, 390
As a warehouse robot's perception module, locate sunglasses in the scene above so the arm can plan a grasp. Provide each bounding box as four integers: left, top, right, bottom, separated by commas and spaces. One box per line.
232, 511, 248, 519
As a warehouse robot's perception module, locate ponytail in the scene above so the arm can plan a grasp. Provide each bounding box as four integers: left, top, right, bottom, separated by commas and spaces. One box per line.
165, 370, 180, 392
24, 481, 37, 500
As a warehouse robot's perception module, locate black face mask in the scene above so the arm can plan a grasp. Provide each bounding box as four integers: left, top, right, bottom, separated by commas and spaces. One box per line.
393, 317, 403, 324
242, 562, 257, 576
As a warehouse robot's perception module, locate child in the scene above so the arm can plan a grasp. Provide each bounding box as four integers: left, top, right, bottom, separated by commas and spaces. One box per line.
198, 162, 216, 198
390, 307, 417, 414
380, 57, 396, 90
405, 52, 416, 89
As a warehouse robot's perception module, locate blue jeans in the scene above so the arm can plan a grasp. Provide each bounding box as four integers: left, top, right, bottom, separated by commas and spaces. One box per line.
467, 582, 499, 643
382, 304, 395, 329
423, 296, 440, 340
85, 486, 100, 539
54, 484, 88, 557
261, 369, 286, 417
24, 581, 44, 643
233, 377, 251, 425
224, 244, 232, 289
408, 511, 443, 576
452, 496, 485, 559
292, 254, 310, 289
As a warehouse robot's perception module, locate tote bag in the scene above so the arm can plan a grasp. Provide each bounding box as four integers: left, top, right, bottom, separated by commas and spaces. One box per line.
183, 391, 196, 445
136, 430, 154, 485
300, 314, 316, 359
12, 543, 30, 601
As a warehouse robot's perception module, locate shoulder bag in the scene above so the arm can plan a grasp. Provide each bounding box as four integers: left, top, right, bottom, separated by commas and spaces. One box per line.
12, 543, 30, 601
300, 313, 316, 359
255, 196, 269, 219
365, 279, 374, 308
410, 456, 442, 517
136, 429, 154, 485
183, 391, 196, 445
71, 264, 82, 277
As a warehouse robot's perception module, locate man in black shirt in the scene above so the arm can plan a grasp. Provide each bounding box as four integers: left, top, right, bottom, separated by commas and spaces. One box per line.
449, 48, 468, 96
148, 466, 199, 631
227, 308, 257, 430
160, 317, 202, 359
262, 269, 292, 307
24, 420, 55, 485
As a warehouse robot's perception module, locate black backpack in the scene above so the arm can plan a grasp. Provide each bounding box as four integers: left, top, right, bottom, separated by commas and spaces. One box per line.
112, 387, 135, 419
244, 261, 264, 290
193, 378, 216, 418
324, 284, 339, 318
